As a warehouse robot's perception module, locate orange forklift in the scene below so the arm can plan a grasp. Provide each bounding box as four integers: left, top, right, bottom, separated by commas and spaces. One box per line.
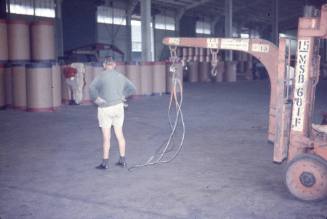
163, 4, 327, 201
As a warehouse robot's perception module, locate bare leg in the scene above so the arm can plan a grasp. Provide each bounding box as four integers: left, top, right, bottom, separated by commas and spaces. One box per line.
113, 126, 126, 157
101, 128, 111, 159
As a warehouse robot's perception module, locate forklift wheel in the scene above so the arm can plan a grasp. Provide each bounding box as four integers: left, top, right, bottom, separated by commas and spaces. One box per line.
285, 154, 327, 201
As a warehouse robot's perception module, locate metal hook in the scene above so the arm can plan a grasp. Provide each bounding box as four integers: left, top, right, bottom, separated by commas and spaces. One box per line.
211, 65, 218, 77
210, 48, 219, 77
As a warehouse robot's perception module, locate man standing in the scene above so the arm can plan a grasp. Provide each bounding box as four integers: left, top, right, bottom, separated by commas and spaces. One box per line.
63, 62, 85, 105
63, 65, 78, 105
70, 62, 86, 104
89, 57, 136, 170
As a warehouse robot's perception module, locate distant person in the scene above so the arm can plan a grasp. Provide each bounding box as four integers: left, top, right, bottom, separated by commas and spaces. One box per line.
70, 62, 86, 104
89, 57, 136, 170
63, 63, 85, 105
63, 65, 79, 105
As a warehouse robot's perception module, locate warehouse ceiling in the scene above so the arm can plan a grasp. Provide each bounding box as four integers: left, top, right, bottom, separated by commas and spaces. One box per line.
155, 0, 327, 31
125, 0, 326, 32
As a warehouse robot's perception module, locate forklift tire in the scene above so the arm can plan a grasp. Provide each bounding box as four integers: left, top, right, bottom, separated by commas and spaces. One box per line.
285, 154, 327, 201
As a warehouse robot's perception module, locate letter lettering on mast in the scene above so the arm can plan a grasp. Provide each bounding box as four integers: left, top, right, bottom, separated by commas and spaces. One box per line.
168, 38, 180, 46
220, 38, 249, 51
207, 38, 219, 48
291, 39, 310, 132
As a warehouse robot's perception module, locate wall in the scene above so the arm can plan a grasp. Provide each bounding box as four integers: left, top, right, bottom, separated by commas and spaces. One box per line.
62, 0, 97, 52
97, 22, 177, 62
213, 18, 225, 37
179, 15, 196, 37
154, 29, 176, 61
97, 23, 128, 61
97, 23, 144, 62
0, 0, 6, 19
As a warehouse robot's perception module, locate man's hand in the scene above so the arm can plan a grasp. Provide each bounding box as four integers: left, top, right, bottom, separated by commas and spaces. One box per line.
121, 96, 128, 108
95, 97, 107, 106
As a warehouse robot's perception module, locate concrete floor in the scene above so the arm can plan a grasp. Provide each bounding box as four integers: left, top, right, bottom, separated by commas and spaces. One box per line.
1, 80, 327, 219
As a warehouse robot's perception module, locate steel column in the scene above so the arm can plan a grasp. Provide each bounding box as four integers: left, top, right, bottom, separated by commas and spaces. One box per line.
141, 0, 152, 61
225, 0, 233, 61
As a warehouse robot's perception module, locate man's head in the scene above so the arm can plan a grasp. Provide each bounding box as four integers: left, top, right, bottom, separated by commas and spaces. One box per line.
103, 56, 116, 70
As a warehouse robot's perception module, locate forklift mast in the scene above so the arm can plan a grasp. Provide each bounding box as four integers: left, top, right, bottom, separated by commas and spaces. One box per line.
274, 4, 327, 163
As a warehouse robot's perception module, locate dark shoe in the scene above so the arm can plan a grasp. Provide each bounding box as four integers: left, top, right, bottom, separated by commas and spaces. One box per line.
69, 100, 79, 105
115, 157, 127, 168
95, 163, 109, 170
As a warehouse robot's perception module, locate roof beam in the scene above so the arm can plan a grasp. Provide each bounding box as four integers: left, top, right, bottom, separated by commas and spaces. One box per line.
127, 0, 139, 16
209, 0, 263, 29
177, 0, 212, 20
232, 0, 263, 14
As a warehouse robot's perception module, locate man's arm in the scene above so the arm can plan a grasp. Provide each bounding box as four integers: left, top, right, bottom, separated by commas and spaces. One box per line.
89, 77, 108, 106
122, 78, 136, 98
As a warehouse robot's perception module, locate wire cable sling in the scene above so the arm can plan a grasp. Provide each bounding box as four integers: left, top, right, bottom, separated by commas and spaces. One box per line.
128, 46, 186, 171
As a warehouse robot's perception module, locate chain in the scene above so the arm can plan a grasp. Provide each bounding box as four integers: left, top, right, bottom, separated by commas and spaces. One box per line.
169, 46, 178, 76
169, 46, 178, 63
210, 48, 219, 77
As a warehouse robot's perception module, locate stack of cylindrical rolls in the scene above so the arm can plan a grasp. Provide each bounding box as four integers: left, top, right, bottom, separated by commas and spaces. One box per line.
179, 47, 257, 82
0, 18, 59, 112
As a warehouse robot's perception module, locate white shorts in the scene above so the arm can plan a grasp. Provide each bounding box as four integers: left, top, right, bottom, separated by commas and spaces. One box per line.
97, 103, 124, 128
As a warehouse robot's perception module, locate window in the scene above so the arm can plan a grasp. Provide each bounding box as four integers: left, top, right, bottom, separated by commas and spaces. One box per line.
97, 6, 126, 25
196, 21, 211, 35
155, 15, 175, 31
7, 0, 55, 18
131, 19, 142, 52
35, 0, 55, 18
240, 33, 249, 38
131, 19, 155, 60
8, 0, 34, 15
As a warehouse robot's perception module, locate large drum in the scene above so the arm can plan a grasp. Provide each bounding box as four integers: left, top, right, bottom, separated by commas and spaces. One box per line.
7, 20, 30, 61
139, 62, 153, 95
4, 64, 12, 107
215, 62, 225, 82
199, 61, 210, 82
153, 61, 166, 95
26, 62, 53, 112
0, 19, 8, 62
225, 61, 237, 82
188, 60, 199, 82
0, 64, 5, 109
12, 63, 27, 110
82, 63, 93, 104
31, 21, 55, 61
126, 62, 141, 96
115, 61, 126, 76
245, 58, 254, 80
92, 62, 103, 78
